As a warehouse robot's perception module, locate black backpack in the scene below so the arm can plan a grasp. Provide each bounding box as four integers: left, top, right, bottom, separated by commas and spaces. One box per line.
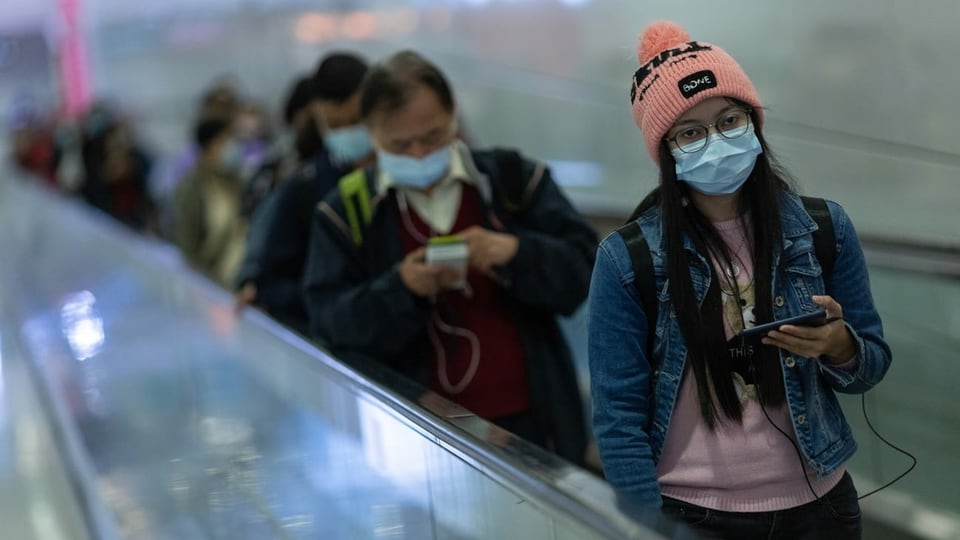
618, 197, 835, 359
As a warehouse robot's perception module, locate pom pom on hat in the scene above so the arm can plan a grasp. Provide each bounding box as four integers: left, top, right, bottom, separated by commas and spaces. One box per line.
629, 20, 764, 165
638, 21, 691, 65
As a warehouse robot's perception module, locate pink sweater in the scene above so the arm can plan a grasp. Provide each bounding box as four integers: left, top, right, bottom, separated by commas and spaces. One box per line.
656, 217, 844, 512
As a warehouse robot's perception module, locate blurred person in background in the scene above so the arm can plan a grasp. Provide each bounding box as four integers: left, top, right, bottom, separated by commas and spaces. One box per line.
240, 75, 317, 218
78, 103, 158, 233
154, 80, 242, 237
53, 118, 86, 193
7, 94, 60, 187
175, 116, 247, 288
302, 51, 597, 465
288, 76, 325, 164
233, 52, 372, 332
233, 101, 273, 179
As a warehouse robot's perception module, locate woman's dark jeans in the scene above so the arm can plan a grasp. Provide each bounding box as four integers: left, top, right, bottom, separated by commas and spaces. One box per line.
662, 472, 862, 540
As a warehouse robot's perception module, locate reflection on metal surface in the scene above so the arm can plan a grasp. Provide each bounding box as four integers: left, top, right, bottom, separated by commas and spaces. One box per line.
206, 302, 238, 338
359, 398, 429, 487
372, 504, 405, 538
59, 291, 104, 361
198, 416, 253, 448
0, 179, 680, 538
0, 333, 5, 408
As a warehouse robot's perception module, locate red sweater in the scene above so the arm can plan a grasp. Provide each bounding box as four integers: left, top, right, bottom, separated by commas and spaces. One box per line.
396, 185, 531, 419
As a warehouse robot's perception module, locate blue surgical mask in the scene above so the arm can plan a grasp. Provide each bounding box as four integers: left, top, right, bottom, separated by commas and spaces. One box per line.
671, 124, 763, 195
324, 125, 373, 165
378, 144, 452, 189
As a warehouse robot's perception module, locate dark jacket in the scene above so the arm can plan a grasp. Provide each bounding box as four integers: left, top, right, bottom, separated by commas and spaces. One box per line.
235, 152, 350, 332
302, 147, 597, 465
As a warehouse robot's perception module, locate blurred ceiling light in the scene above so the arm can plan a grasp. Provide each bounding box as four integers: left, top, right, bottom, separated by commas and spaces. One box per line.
295, 12, 338, 44
379, 7, 418, 36
342, 11, 377, 40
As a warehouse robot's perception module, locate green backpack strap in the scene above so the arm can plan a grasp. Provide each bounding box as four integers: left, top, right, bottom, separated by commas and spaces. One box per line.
338, 169, 372, 246
800, 196, 836, 281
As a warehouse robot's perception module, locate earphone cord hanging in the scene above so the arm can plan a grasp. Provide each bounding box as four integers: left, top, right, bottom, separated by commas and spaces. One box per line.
400, 189, 480, 393
753, 350, 917, 514
428, 311, 481, 395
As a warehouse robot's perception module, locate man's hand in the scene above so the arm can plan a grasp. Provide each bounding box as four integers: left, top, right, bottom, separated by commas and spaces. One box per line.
459, 226, 519, 274
399, 247, 464, 297
234, 282, 258, 313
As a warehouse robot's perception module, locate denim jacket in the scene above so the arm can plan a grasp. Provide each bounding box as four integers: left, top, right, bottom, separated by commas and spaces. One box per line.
588, 191, 891, 507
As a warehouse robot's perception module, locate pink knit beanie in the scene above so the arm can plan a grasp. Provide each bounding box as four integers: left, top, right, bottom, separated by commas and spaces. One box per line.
630, 21, 764, 164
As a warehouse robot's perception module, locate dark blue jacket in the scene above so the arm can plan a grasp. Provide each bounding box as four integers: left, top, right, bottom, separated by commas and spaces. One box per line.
302, 147, 597, 465
235, 152, 350, 332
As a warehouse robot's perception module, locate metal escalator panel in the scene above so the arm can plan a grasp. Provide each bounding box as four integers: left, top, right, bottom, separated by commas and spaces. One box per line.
0, 177, 674, 539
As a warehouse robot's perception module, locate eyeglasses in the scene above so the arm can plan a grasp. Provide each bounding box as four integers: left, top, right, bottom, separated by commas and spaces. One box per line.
665, 108, 754, 154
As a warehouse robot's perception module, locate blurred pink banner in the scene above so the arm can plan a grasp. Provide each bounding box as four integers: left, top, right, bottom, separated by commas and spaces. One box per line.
58, 0, 91, 117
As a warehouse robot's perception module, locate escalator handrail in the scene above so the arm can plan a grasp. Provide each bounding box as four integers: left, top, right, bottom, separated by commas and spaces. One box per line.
860, 233, 960, 280
3, 176, 669, 540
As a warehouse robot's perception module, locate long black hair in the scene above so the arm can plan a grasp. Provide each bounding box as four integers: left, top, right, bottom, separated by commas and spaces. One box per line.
630, 101, 798, 428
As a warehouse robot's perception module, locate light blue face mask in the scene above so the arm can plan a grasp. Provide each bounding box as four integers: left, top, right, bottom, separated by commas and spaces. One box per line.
323, 125, 373, 165
671, 124, 763, 195
378, 144, 452, 190
218, 140, 244, 172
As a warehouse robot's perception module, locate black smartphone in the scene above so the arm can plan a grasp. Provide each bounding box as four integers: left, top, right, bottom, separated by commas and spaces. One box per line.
739, 309, 829, 339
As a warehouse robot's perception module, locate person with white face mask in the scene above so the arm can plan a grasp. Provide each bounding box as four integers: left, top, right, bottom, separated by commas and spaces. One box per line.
302, 50, 598, 467
234, 52, 374, 332
588, 21, 891, 540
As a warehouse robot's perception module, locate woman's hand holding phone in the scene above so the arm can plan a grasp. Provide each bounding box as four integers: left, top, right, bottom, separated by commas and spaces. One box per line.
761, 295, 857, 365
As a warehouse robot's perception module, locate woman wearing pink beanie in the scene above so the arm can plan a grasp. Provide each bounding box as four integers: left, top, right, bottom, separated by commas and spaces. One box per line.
588, 21, 891, 539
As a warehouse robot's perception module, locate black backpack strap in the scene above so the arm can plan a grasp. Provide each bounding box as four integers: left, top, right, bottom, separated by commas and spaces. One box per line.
618, 221, 657, 360
489, 148, 531, 213
800, 196, 835, 281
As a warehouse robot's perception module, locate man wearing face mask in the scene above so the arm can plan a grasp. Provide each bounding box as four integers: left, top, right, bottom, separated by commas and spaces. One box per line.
239, 75, 318, 218
175, 116, 248, 288
302, 51, 597, 465
234, 52, 372, 332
